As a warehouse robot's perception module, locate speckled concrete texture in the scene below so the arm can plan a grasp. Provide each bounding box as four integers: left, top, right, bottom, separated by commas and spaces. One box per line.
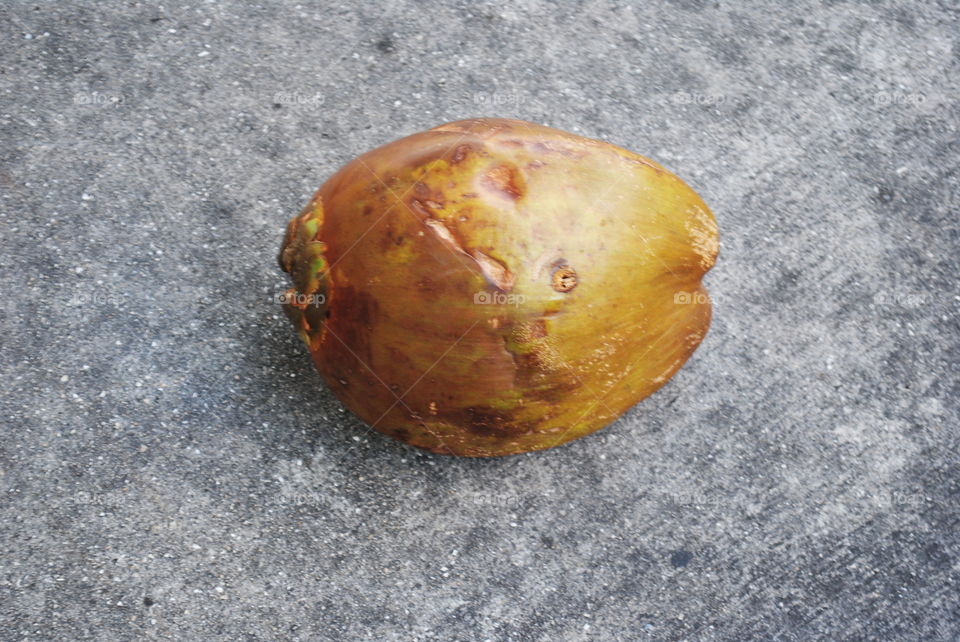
1, 1, 958, 640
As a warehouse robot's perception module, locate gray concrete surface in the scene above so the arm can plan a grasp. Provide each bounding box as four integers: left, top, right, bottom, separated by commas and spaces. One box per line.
1, 1, 958, 640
